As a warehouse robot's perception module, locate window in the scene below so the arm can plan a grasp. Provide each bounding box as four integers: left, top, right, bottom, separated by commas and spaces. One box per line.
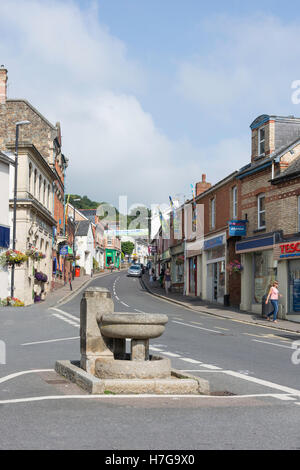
232, 186, 238, 219
28, 164, 32, 194
34, 169, 37, 196
43, 180, 46, 205
258, 194, 266, 229
211, 197, 216, 229
258, 127, 265, 156
298, 196, 300, 232
39, 175, 42, 200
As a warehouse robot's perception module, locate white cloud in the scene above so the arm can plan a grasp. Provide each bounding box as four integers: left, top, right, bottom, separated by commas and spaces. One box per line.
0, 1, 251, 207
175, 14, 300, 120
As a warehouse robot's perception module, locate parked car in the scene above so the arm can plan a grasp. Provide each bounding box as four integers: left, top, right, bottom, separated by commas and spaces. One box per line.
127, 264, 142, 277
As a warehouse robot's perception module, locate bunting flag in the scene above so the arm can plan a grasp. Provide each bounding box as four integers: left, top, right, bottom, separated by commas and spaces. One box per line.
169, 195, 180, 237
157, 206, 169, 236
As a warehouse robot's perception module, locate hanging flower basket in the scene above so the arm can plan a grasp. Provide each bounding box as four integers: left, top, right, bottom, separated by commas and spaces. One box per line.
26, 248, 46, 260
1, 296, 25, 307
227, 260, 243, 275
0, 250, 28, 266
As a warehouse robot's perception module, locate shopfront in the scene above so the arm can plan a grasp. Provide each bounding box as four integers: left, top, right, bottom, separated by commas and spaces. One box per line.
274, 240, 300, 317
170, 244, 184, 293
237, 233, 279, 314
204, 234, 226, 304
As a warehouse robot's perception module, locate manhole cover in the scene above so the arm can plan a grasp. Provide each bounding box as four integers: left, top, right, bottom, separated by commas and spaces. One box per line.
210, 391, 236, 396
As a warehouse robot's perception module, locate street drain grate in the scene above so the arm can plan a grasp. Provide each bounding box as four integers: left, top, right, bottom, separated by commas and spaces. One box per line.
210, 391, 236, 396
45, 379, 69, 385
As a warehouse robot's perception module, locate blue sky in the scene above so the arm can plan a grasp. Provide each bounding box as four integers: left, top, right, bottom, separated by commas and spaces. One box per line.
1, 0, 300, 207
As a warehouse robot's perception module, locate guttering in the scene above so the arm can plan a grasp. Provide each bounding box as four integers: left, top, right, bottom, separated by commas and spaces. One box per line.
236, 161, 272, 180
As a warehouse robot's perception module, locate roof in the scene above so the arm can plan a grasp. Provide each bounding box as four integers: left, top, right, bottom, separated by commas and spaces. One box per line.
6, 99, 56, 130
75, 220, 91, 237
271, 155, 300, 184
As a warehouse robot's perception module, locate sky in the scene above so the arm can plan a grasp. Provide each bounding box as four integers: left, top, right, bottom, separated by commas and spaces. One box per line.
1, 0, 300, 209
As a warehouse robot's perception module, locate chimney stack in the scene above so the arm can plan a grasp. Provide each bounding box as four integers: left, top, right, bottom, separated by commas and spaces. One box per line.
195, 174, 211, 197
0, 66, 7, 104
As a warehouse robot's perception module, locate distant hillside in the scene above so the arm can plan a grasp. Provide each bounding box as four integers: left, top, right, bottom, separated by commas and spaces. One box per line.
67, 194, 151, 230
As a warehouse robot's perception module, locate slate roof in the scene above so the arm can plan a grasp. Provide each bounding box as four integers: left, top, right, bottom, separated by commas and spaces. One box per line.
75, 220, 91, 237
272, 155, 300, 184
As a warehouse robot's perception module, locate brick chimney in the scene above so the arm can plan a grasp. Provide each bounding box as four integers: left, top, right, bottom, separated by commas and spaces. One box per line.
0, 67, 7, 104
195, 174, 211, 196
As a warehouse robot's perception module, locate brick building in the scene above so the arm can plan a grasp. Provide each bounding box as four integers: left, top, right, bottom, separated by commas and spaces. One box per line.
184, 172, 242, 306
236, 114, 300, 320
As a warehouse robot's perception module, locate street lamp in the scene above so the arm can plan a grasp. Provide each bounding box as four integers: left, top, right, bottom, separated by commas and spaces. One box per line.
72, 198, 80, 279
11, 120, 31, 298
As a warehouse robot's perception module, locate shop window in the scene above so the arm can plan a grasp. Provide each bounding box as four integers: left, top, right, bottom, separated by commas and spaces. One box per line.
253, 251, 275, 304
298, 196, 300, 232
257, 194, 266, 229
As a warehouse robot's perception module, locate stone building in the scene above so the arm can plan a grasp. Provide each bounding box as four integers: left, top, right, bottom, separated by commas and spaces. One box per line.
236, 114, 300, 320
0, 67, 67, 304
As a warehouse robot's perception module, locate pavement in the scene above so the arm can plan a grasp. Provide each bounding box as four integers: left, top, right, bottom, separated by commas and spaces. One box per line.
141, 273, 300, 334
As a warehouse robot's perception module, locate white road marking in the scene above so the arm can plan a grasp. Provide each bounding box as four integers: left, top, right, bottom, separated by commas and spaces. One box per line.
180, 370, 226, 373
271, 394, 298, 401
172, 320, 222, 334
21, 337, 79, 346
252, 339, 294, 349
1, 393, 300, 405
161, 352, 181, 358
52, 314, 79, 328
199, 364, 222, 370
120, 301, 129, 307
0, 369, 54, 384
134, 309, 145, 313
50, 307, 80, 323
180, 358, 202, 364
223, 370, 300, 396
149, 346, 164, 352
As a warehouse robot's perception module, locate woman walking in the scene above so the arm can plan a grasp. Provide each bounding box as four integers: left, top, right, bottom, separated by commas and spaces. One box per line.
265, 280, 282, 323
164, 268, 171, 295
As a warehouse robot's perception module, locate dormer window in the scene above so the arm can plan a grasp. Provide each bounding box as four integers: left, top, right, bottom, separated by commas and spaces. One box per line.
258, 127, 265, 156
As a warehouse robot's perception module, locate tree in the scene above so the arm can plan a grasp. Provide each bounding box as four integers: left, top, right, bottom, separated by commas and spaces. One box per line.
121, 241, 135, 256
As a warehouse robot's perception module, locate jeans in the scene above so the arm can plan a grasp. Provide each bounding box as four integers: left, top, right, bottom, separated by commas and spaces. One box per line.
268, 299, 279, 320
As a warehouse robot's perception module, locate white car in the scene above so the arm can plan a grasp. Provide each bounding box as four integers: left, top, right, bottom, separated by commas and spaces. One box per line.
127, 264, 142, 277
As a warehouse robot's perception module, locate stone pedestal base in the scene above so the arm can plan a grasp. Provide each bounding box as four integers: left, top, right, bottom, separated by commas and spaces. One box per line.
55, 360, 210, 395
95, 356, 171, 379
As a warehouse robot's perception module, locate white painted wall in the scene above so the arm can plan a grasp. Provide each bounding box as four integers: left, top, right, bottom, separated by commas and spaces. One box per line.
0, 159, 11, 299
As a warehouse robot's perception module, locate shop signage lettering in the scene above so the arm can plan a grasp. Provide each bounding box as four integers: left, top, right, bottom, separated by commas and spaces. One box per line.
228, 220, 247, 237
280, 243, 300, 255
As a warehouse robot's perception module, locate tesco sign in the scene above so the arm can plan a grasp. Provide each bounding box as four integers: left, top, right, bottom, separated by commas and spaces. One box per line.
279, 242, 300, 257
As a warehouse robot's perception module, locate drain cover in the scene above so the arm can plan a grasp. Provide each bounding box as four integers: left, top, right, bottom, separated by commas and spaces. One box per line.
210, 391, 236, 396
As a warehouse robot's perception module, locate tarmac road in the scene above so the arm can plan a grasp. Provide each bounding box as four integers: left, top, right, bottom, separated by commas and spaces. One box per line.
1, 270, 300, 450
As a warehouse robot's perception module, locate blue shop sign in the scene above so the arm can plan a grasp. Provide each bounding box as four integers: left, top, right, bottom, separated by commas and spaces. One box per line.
228, 220, 247, 236
59, 245, 68, 255
204, 235, 224, 250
